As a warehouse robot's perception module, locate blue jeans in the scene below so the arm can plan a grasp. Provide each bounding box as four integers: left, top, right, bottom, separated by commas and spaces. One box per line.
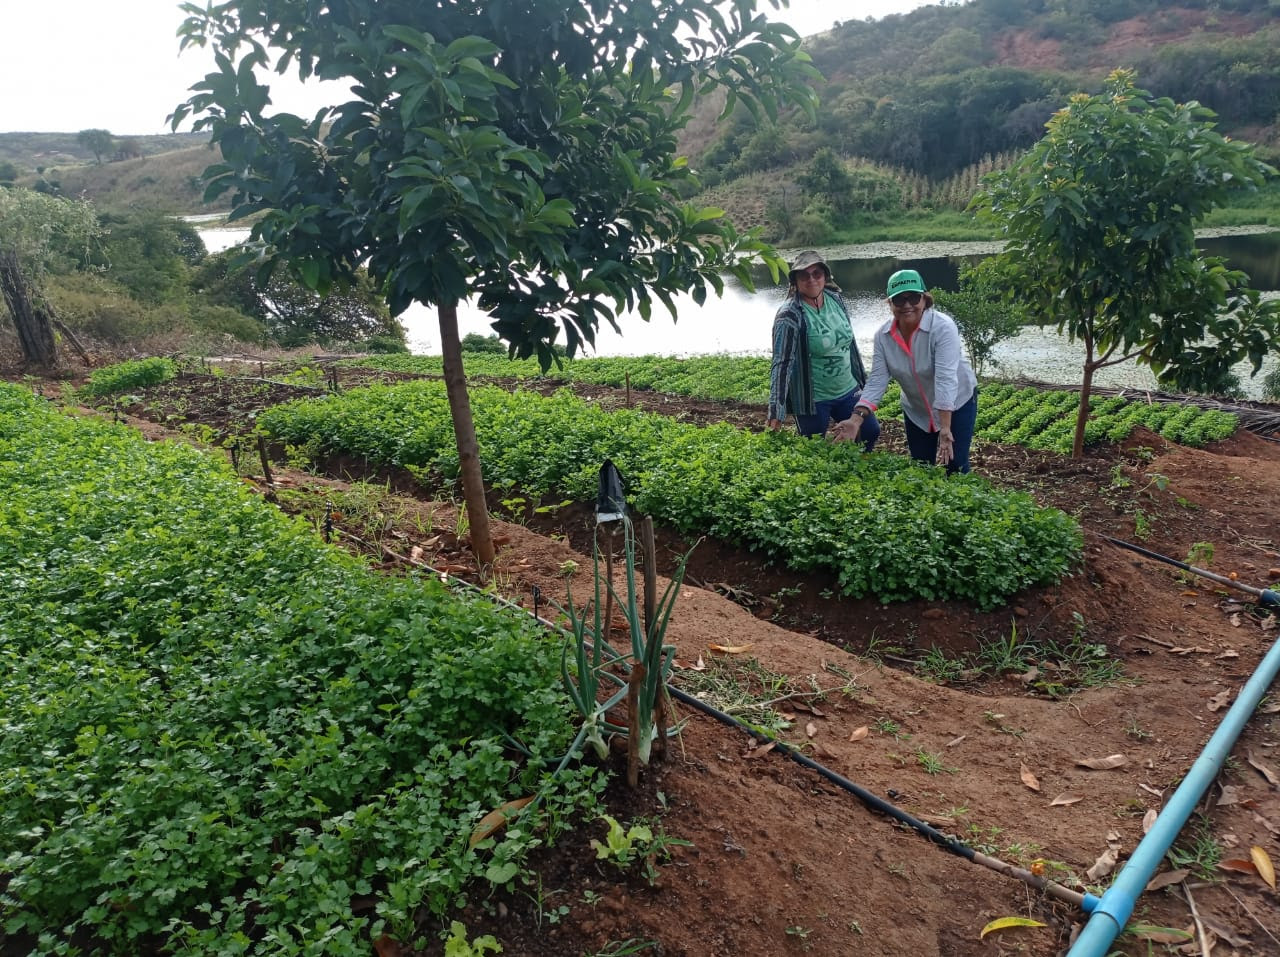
903, 389, 978, 475
796, 388, 880, 452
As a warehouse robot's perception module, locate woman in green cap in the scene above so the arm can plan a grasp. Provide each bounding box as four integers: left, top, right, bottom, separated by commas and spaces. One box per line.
832, 268, 978, 474
766, 249, 880, 450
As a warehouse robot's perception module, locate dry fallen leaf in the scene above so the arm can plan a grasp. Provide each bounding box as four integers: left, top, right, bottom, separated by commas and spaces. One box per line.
1251, 845, 1276, 889
1049, 792, 1083, 807
1216, 649, 1239, 659
1207, 689, 1234, 711
1247, 751, 1279, 788
373, 934, 407, 957
708, 643, 753, 654
1142, 809, 1158, 834
1020, 763, 1041, 792
1219, 857, 1259, 876
1076, 754, 1128, 770
1128, 925, 1193, 945
745, 741, 776, 759
979, 916, 1047, 939
1087, 845, 1119, 882
1145, 868, 1190, 892
1254, 811, 1280, 836
1139, 782, 1164, 798
1200, 916, 1250, 949
469, 796, 535, 848
1217, 785, 1243, 807
946, 734, 967, 748
848, 725, 869, 742
805, 721, 818, 738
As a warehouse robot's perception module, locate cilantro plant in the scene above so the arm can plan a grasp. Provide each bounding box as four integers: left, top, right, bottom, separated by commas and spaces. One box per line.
0, 384, 601, 956
80, 356, 176, 396
344, 352, 1237, 451
260, 380, 1082, 607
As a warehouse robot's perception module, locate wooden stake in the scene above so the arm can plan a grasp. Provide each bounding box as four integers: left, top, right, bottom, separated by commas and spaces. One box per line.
256, 435, 276, 500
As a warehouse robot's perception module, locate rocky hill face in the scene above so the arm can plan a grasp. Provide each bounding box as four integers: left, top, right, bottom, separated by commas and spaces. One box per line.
988, 7, 1262, 74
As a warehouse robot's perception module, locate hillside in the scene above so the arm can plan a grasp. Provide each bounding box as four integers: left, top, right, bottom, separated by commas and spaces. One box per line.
6, 1, 1278, 225
38, 144, 227, 213
0, 133, 223, 214
683, 0, 1280, 237
0, 131, 207, 173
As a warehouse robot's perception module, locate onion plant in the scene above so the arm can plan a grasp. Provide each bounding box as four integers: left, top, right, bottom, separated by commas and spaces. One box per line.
555, 515, 690, 776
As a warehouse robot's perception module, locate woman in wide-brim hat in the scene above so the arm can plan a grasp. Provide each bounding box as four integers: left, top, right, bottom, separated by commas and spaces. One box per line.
833, 268, 978, 474
766, 250, 880, 450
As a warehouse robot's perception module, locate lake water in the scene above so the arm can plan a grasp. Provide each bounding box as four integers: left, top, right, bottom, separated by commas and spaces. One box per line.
197, 226, 1280, 398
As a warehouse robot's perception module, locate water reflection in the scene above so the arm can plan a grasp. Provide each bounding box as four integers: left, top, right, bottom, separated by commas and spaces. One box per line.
1200, 232, 1280, 288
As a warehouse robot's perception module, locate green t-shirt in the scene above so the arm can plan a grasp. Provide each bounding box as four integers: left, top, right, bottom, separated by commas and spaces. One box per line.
804, 297, 855, 400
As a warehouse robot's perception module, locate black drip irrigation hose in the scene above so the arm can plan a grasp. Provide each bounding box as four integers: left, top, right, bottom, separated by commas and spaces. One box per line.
1102, 535, 1280, 608
664, 680, 1096, 911
340, 533, 1097, 910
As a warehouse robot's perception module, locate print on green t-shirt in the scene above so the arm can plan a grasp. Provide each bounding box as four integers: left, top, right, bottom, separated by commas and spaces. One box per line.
805, 299, 855, 400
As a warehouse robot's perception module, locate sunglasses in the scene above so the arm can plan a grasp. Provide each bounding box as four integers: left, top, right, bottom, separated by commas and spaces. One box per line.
794, 267, 827, 282
890, 291, 923, 307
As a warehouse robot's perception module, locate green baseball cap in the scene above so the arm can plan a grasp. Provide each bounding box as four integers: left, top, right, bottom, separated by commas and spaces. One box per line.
886, 269, 927, 297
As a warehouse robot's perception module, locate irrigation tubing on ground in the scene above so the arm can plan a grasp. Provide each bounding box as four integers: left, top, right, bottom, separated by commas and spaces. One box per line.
1068, 626, 1280, 957
1101, 535, 1280, 608
345, 532, 1100, 913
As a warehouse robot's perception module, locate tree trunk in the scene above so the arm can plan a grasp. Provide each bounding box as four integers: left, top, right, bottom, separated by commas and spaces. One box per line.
1072, 334, 1097, 460
0, 249, 58, 366
438, 302, 496, 570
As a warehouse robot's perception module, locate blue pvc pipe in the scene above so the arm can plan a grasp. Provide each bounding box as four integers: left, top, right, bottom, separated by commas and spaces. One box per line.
1068, 630, 1280, 957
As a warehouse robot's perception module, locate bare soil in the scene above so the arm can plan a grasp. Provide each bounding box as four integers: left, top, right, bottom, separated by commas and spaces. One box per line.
31, 364, 1280, 957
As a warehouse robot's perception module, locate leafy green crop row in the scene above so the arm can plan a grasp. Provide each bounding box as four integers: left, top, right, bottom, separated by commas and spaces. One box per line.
80, 356, 177, 396
344, 353, 1237, 450
260, 381, 1082, 607
0, 386, 599, 956
345, 352, 773, 403
970, 383, 1237, 451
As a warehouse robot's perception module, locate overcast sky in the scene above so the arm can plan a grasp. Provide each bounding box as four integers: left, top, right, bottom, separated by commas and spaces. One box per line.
0, 1, 934, 135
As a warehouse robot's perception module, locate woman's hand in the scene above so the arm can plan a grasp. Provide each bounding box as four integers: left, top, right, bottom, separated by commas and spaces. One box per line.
767, 418, 784, 431
830, 417, 863, 443
937, 428, 955, 466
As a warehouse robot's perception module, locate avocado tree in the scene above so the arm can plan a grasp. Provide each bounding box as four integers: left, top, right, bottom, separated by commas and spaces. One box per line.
930, 259, 1025, 378
173, 0, 817, 567
0, 188, 101, 366
974, 69, 1280, 458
